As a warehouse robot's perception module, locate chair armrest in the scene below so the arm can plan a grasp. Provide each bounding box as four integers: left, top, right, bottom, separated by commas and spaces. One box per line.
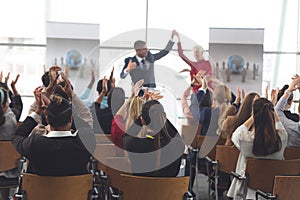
231, 171, 246, 180
109, 186, 122, 200
256, 190, 277, 200
205, 156, 217, 165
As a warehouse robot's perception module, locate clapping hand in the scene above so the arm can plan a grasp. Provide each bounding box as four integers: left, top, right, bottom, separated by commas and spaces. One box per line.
10, 74, 20, 96
58, 72, 73, 100
179, 68, 191, 73
131, 79, 144, 97
142, 88, 163, 101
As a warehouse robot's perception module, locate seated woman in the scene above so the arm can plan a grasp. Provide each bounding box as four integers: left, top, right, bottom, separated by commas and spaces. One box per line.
222, 92, 259, 146
0, 74, 22, 200
111, 80, 144, 155
123, 100, 185, 177
275, 75, 300, 147
12, 89, 95, 176
227, 97, 287, 199
277, 84, 299, 122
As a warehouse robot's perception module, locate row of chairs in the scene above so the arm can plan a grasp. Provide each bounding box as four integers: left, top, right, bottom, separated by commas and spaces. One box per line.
0, 134, 192, 200
7, 129, 300, 200
92, 134, 191, 199
181, 125, 300, 200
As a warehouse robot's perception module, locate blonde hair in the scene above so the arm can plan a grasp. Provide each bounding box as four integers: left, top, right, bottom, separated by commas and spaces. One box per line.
192, 45, 204, 53
125, 96, 144, 131
213, 84, 231, 137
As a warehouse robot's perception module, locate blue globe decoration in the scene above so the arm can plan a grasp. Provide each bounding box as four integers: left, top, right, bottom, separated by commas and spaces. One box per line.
228, 55, 245, 73
66, 50, 82, 68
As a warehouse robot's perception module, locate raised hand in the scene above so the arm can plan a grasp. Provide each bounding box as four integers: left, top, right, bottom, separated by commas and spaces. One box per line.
101, 76, 108, 94
125, 60, 137, 72
110, 66, 115, 89
59, 72, 73, 99
149, 91, 163, 100
11, 74, 20, 96
171, 29, 177, 39
0, 71, 3, 82
288, 74, 300, 92
233, 87, 241, 105
183, 106, 193, 119
179, 68, 191, 73
45, 66, 61, 95
34, 86, 44, 115
192, 70, 207, 88
241, 89, 245, 101
270, 88, 279, 106
142, 88, 163, 101
131, 79, 144, 97
43, 64, 47, 73
265, 85, 269, 99
4, 72, 10, 85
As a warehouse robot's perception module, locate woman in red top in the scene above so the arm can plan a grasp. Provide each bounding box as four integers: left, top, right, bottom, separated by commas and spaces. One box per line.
174, 31, 213, 92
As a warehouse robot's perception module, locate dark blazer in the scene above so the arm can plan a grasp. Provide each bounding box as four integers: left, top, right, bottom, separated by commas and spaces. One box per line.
123, 119, 185, 177
11, 116, 95, 176
92, 102, 113, 134
120, 40, 175, 88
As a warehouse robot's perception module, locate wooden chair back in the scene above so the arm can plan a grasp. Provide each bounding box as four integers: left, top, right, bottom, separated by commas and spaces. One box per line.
95, 134, 112, 144
22, 173, 93, 200
94, 144, 117, 159
215, 145, 239, 174
246, 158, 300, 193
120, 174, 189, 200
0, 141, 20, 172
181, 125, 198, 146
94, 144, 117, 171
284, 147, 300, 160
272, 175, 300, 200
198, 136, 225, 160
104, 157, 131, 189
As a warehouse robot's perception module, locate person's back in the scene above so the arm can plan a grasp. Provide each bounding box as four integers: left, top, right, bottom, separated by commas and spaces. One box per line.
228, 97, 287, 199
123, 100, 185, 177
12, 94, 94, 176
93, 87, 125, 134
0, 107, 17, 140
275, 80, 300, 147
22, 129, 92, 176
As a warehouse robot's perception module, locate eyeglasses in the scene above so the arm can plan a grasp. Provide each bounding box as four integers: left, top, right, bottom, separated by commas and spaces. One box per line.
137, 48, 148, 51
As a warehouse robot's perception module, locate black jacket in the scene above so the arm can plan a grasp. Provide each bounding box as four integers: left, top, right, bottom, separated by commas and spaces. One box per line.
12, 116, 95, 176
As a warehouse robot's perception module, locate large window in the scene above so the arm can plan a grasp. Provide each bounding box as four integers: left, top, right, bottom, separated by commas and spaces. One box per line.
0, 0, 299, 121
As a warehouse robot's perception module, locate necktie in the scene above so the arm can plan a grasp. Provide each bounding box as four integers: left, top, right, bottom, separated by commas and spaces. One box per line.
141, 59, 146, 70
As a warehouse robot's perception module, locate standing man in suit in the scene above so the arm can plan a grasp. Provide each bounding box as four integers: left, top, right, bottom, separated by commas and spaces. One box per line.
120, 30, 177, 88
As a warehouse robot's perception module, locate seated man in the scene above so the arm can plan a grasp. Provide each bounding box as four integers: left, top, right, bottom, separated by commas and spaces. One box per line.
12, 89, 95, 176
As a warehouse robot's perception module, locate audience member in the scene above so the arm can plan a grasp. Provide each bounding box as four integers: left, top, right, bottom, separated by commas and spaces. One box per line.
0, 72, 23, 121
93, 75, 125, 134
123, 100, 185, 177
227, 97, 287, 199
12, 89, 95, 176
79, 66, 95, 108
275, 75, 300, 147
222, 91, 259, 145
277, 84, 299, 122
111, 80, 144, 150
0, 73, 22, 200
